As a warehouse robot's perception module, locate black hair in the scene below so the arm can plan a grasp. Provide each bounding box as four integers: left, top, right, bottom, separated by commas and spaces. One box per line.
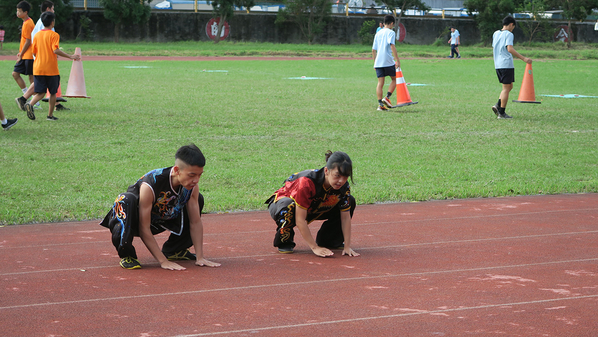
41, 1, 54, 12
17, 1, 31, 13
325, 150, 353, 181
41, 11, 55, 28
383, 15, 395, 25
503, 15, 516, 27
0, 25, 4, 30
175, 143, 206, 168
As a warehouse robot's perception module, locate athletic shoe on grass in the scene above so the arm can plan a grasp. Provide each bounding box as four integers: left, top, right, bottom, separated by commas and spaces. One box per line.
166, 249, 197, 261
25, 103, 35, 120
498, 112, 512, 119
15, 97, 27, 111
2, 118, 18, 131
491, 104, 499, 117
377, 105, 388, 111
381, 97, 393, 108
120, 257, 141, 269
47, 115, 59, 121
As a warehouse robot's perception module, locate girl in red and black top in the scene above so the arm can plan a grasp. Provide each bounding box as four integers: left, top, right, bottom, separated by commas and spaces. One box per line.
265, 151, 360, 257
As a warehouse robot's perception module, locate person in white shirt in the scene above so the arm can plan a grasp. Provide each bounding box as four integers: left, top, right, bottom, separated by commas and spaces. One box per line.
372, 15, 400, 111
447, 27, 460, 58
491, 16, 532, 119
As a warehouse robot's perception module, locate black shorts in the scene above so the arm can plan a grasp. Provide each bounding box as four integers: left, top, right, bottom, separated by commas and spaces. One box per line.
375, 65, 396, 78
34, 75, 61, 95
14, 59, 34, 76
496, 68, 515, 84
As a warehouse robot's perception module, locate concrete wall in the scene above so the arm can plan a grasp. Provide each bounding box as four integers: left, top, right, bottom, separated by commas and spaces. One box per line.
59, 10, 598, 44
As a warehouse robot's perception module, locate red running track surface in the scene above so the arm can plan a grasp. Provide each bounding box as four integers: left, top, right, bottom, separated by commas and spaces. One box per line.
1, 194, 597, 336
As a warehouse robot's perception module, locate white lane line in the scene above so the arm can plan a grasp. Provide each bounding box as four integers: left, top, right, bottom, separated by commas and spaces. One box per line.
2, 257, 597, 310
171, 294, 598, 336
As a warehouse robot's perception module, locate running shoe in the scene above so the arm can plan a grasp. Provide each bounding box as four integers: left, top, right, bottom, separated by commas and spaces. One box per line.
381, 97, 393, 108
120, 257, 141, 269
277, 246, 294, 254
15, 97, 27, 111
2, 118, 18, 131
491, 104, 499, 117
25, 103, 35, 120
377, 105, 388, 111
47, 115, 59, 121
166, 249, 197, 261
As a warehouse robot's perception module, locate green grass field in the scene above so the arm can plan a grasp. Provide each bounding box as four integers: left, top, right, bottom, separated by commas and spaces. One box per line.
1, 46, 597, 225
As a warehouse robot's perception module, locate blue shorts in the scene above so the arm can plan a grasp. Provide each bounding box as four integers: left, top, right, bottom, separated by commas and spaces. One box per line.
496, 68, 515, 84
34, 75, 61, 95
375, 66, 396, 78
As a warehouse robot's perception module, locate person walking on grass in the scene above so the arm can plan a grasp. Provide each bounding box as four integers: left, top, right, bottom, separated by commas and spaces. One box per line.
372, 15, 400, 111
100, 144, 221, 270
1, 101, 18, 131
265, 151, 360, 258
12, 1, 36, 107
24, 11, 79, 121
491, 16, 532, 119
16, 1, 70, 113
447, 26, 460, 58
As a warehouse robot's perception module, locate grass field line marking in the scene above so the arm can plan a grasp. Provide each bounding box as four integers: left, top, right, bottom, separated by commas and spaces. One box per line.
171, 294, 598, 337
2, 257, 597, 311
355, 207, 598, 226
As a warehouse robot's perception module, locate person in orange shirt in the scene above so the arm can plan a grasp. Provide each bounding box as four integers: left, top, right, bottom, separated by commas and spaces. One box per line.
12, 1, 36, 98
25, 11, 79, 121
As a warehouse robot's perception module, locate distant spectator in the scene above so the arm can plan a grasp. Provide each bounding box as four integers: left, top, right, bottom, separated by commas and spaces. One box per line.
0, 25, 5, 50
376, 22, 383, 33
447, 26, 460, 58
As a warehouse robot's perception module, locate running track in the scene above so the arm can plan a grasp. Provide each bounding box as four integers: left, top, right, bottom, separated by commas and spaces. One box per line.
2, 194, 597, 336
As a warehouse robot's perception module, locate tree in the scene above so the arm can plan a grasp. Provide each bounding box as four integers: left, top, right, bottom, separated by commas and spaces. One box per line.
464, 0, 521, 44
0, 0, 72, 41
276, 0, 332, 45
516, 0, 555, 45
546, 0, 598, 47
210, 0, 255, 44
100, 0, 151, 43
374, 0, 430, 38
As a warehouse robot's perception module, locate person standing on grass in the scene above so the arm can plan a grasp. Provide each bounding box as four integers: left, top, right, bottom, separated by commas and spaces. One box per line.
24, 11, 79, 121
12, 1, 36, 104
447, 26, 460, 58
0, 25, 5, 50
100, 144, 221, 270
372, 15, 400, 111
16, 1, 69, 113
1, 101, 18, 131
491, 16, 532, 119
265, 151, 360, 258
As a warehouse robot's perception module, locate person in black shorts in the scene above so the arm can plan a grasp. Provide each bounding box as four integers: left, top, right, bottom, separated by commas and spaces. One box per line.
491, 16, 532, 119
99, 144, 221, 270
372, 15, 401, 111
13, 1, 35, 101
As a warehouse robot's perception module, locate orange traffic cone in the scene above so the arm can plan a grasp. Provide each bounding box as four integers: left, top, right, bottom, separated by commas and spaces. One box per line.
394, 67, 418, 107
64, 47, 90, 98
513, 63, 540, 104
41, 84, 67, 103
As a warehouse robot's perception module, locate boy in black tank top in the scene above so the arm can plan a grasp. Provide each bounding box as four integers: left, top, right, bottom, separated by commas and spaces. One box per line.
100, 144, 221, 270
